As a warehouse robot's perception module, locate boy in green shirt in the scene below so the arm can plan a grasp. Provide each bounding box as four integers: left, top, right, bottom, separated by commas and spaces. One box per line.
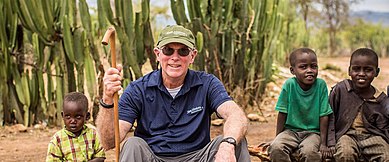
265, 48, 334, 161
46, 92, 105, 162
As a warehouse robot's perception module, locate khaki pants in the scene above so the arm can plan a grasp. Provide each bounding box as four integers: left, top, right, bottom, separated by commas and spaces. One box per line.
268, 129, 321, 162
119, 135, 251, 162
334, 130, 389, 162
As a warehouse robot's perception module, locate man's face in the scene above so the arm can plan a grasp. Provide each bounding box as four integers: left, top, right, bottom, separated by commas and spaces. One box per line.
290, 52, 318, 91
348, 55, 378, 90
155, 43, 197, 83
62, 101, 88, 136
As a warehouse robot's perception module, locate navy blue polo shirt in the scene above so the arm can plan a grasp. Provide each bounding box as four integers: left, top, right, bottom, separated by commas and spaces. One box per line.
118, 69, 231, 156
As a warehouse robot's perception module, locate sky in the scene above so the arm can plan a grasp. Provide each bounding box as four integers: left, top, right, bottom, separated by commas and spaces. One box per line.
87, 0, 389, 13
85, 0, 389, 28
351, 0, 389, 12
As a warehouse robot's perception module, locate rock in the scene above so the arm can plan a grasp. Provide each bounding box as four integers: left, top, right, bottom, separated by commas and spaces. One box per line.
6, 124, 27, 133
258, 116, 267, 122
33, 123, 47, 130
247, 113, 267, 122
247, 113, 260, 121
211, 119, 224, 126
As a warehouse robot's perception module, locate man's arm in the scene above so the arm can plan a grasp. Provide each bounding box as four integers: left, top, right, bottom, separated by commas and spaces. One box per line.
95, 66, 132, 150
217, 100, 248, 143
96, 107, 132, 150
214, 100, 248, 162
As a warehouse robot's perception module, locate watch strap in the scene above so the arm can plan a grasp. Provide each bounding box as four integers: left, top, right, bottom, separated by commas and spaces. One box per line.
99, 99, 114, 109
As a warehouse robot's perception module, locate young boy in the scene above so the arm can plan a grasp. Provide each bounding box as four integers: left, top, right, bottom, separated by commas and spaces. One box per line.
46, 92, 105, 162
267, 48, 334, 161
327, 48, 389, 161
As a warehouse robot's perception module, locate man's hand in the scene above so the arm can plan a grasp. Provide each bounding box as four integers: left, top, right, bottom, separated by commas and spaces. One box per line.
215, 142, 236, 162
102, 64, 123, 104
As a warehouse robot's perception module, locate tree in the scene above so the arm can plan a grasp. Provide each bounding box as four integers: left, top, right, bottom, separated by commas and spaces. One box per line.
293, 0, 314, 46
318, 0, 358, 55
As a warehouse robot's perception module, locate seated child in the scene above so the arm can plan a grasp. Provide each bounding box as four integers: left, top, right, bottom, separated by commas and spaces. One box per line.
267, 48, 334, 161
46, 92, 105, 162
327, 48, 389, 161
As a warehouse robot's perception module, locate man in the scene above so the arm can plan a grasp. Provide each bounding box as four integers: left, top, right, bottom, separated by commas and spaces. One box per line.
96, 25, 250, 162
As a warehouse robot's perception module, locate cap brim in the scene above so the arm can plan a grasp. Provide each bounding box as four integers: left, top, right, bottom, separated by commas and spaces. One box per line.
157, 38, 195, 49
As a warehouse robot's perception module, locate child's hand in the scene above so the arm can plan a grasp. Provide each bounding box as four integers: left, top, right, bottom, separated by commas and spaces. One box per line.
320, 144, 335, 160
258, 140, 272, 153
328, 146, 336, 156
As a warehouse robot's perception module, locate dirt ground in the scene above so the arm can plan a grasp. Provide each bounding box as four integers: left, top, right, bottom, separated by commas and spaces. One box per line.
0, 57, 388, 162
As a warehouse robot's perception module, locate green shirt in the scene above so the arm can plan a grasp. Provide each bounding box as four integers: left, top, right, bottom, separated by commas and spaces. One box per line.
275, 77, 333, 132
46, 125, 105, 162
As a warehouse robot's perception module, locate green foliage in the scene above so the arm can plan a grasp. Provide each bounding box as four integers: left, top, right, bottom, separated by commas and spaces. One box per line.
99, 0, 156, 87
341, 19, 389, 57
0, 0, 104, 126
322, 63, 341, 72
0, 0, 158, 126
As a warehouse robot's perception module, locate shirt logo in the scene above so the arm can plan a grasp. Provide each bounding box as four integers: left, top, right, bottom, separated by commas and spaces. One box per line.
187, 106, 204, 115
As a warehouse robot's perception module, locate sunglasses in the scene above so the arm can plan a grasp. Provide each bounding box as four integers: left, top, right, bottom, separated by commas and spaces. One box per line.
160, 46, 192, 56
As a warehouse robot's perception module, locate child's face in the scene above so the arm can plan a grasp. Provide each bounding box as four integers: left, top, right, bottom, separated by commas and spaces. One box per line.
290, 52, 318, 90
62, 101, 88, 136
348, 55, 378, 90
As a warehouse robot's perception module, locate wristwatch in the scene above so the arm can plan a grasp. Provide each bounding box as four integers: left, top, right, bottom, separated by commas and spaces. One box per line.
99, 99, 114, 109
221, 137, 237, 147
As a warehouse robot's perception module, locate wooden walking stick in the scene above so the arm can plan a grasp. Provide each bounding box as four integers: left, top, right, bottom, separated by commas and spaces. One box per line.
102, 27, 120, 162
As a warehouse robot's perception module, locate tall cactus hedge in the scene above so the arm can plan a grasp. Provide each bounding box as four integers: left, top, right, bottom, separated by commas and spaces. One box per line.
0, 0, 97, 126
0, 0, 289, 126
98, 0, 156, 87
0, 0, 157, 126
170, 0, 287, 111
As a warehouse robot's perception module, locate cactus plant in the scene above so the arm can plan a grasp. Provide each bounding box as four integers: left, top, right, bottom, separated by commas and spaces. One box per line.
0, 0, 103, 126
170, 0, 288, 110
99, 0, 155, 87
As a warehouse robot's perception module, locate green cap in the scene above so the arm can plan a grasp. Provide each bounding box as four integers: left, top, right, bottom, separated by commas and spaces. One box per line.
156, 25, 195, 49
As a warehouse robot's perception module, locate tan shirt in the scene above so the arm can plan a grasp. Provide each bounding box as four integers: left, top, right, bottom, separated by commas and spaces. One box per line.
351, 88, 381, 133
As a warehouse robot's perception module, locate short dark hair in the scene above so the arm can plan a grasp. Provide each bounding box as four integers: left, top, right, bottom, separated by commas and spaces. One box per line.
289, 47, 317, 66
63, 92, 88, 112
350, 48, 378, 67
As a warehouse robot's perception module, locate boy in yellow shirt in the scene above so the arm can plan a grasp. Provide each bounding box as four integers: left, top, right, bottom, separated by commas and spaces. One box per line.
46, 92, 105, 162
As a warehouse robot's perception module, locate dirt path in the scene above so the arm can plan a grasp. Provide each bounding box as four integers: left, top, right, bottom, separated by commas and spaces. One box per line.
0, 57, 388, 162
0, 122, 275, 162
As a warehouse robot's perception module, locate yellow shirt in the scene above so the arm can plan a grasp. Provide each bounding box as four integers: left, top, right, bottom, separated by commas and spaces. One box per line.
46, 125, 105, 162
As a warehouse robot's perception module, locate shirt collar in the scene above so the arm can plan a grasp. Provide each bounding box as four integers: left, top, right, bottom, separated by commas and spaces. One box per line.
146, 69, 203, 96
345, 79, 386, 102
147, 69, 202, 87
63, 125, 87, 137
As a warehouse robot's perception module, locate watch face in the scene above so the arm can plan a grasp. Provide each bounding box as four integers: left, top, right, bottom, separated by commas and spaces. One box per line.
226, 138, 235, 143
222, 137, 236, 146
